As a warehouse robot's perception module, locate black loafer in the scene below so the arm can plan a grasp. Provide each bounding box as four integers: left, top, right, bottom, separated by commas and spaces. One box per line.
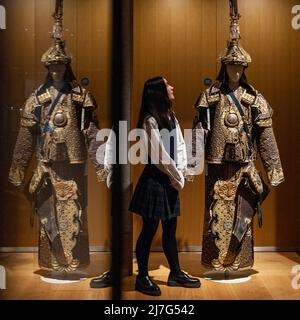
167, 271, 201, 288
90, 271, 112, 288
135, 275, 161, 296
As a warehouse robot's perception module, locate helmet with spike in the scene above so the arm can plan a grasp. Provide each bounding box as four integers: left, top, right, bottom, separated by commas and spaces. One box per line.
41, 0, 71, 67
218, 0, 251, 67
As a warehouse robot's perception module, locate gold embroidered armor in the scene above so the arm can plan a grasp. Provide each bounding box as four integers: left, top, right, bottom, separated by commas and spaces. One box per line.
8, 84, 106, 271
194, 0, 284, 271
195, 85, 284, 186
8, 0, 108, 272
9, 84, 106, 186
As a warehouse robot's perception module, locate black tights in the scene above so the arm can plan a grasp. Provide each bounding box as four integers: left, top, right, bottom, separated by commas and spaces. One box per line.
136, 217, 181, 277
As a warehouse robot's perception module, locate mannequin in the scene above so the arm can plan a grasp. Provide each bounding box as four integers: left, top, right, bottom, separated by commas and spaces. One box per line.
205, 64, 248, 281
193, 0, 284, 276
226, 64, 243, 91
9, 0, 109, 273
49, 64, 66, 91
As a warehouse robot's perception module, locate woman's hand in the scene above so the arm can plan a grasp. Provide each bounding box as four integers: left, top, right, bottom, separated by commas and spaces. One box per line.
170, 170, 185, 191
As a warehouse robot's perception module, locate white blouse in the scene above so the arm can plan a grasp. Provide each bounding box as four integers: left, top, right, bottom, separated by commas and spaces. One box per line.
143, 116, 187, 191
101, 115, 204, 189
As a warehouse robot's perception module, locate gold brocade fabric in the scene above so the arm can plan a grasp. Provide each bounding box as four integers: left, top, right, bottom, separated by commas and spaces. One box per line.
211, 200, 240, 270
195, 85, 285, 187
197, 87, 256, 164
202, 163, 254, 271
38, 163, 90, 271
9, 84, 105, 188
9, 83, 105, 272
196, 84, 285, 271
53, 201, 81, 271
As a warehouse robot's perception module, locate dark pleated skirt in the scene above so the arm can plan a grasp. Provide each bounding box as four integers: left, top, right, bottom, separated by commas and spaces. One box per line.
129, 164, 180, 220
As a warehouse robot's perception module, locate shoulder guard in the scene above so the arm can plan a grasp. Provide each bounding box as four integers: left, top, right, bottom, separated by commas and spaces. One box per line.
23, 93, 37, 114
72, 85, 85, 104
252, 92, 273, 127
207, 85, 221, 105
35, 85, 51, 105
195, 84, 220, 110
195, 91, 208, 110
36, 90, 51, 104
241, 91, 256, 105
83, 90, 97, 109
21, 93, 39, 127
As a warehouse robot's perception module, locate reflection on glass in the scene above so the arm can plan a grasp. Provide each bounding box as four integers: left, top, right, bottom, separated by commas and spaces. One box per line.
0, 0, 112, 300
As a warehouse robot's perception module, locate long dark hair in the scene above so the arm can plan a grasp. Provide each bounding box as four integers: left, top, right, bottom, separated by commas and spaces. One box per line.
38, 63, 77, 94
216, 63, 255, 95
137, 76, 175, 130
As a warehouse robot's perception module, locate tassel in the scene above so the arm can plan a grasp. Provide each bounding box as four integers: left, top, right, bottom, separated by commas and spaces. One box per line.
257, 202, 263, 228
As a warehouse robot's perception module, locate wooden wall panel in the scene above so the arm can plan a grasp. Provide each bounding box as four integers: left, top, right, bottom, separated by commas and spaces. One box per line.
132, 0, 300, 250
0, 0, 38, 247
0, 0, 112, 248
132, 0, 218, 249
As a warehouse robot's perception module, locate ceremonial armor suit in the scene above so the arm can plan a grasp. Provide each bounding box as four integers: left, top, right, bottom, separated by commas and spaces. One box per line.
196, 84, 284, 271
194, 0, 284, 271
9, 1, 107, 272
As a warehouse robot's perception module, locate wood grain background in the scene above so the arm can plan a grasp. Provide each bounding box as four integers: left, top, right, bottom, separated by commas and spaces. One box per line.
0, 0, 299, 251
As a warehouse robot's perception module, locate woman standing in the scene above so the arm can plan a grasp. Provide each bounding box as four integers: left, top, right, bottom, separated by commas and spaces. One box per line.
129, 76, 200, 296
